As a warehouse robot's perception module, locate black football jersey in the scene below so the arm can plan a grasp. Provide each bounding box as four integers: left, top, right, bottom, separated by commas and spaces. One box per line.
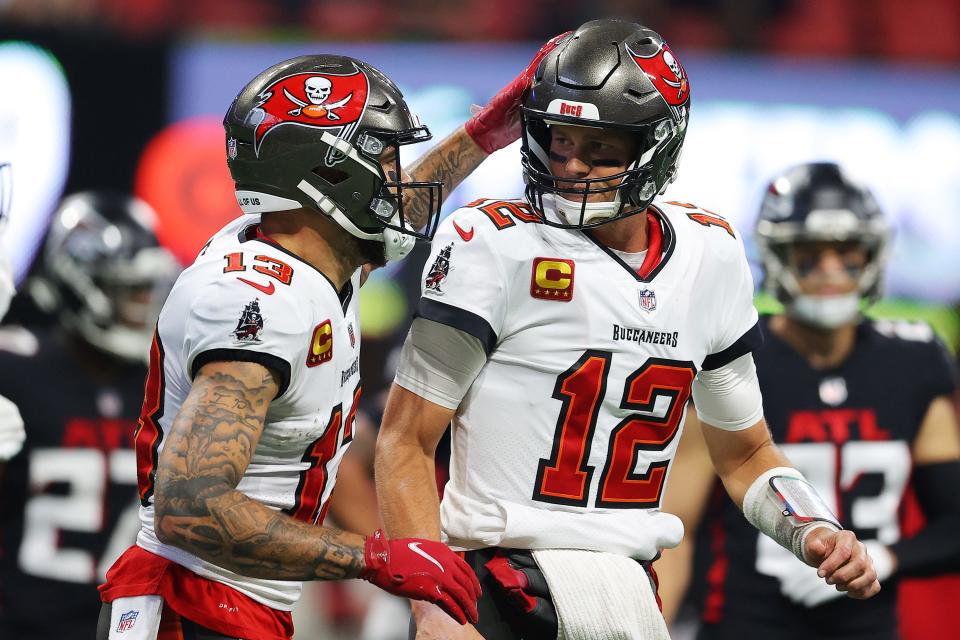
692, 315, 957, 640
0, 328, 148, 639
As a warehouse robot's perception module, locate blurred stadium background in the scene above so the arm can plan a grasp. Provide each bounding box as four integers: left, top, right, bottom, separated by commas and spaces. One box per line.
1, 1, 959, 637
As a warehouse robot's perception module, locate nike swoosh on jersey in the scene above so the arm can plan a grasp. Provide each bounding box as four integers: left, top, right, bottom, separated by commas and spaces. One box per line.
452, 221, 474, 242
407, 542, 445, 573
237, 278, 276, 295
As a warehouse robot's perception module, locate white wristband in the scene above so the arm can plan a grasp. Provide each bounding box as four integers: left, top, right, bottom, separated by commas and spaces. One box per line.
864, 540, 895, 583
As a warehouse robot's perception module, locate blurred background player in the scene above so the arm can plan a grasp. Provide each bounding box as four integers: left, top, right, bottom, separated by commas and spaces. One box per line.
658, 162, 960, 640
0, 161, 25, 464
0, 192, 180, 639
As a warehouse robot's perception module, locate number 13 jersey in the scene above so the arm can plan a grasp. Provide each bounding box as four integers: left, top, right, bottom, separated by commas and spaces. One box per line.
412, 198, 759, 555
132, 215, 362, 611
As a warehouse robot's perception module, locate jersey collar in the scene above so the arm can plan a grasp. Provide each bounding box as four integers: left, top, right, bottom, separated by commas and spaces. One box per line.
239, 222, 355, 315
585, 205, 676, 283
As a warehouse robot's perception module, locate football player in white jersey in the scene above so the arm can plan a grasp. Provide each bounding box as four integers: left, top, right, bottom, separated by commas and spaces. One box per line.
95, 47, 563, 640
375, 19, 881, 639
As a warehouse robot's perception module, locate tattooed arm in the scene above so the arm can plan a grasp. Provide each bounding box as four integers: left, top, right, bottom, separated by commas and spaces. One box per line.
403, 127, 488, 229
401, 33, 569, 229
152, 359, 366, 580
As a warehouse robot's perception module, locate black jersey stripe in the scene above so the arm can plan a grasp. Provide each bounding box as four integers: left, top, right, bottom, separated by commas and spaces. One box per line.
190, 348, 292, 398
415, 298, 497, 354
701, 321, 763, 371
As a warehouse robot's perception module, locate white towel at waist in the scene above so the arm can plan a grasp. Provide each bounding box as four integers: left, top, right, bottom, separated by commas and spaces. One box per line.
532, 549, 671, 640
440, 489, 683, 560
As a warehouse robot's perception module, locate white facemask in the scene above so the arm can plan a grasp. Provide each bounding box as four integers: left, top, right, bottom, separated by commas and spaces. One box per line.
787, 293, 861, 329
0, 253, 14, 322
380, 225, 415, 262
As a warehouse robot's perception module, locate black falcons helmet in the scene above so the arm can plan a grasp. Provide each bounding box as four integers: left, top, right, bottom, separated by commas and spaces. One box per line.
755, 162, 890, 304
29, 193, 180, 363
224, 55, 441, 260
521, 19, 691, 228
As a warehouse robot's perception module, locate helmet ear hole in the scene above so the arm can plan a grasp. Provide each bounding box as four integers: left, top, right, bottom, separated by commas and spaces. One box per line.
312, 165, 350, 186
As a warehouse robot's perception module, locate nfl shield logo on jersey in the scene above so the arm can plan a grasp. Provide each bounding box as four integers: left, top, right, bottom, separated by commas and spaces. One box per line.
638, 288, 657, 312
819, 376, 848, 406
117, 610, 138, 633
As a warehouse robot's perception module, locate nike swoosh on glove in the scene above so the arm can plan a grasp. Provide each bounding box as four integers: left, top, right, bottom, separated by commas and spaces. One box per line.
361, 529, 481, 625
464, 31, 572, 154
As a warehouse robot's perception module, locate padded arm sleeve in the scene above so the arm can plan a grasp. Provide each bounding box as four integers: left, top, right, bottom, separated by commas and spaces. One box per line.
394, 317, 488, 410
692, 353, 764, 431
890, 460, 960, 576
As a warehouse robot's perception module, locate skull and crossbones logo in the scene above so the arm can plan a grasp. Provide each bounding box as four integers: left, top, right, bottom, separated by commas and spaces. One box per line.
660, 50, 688, 99
284, 76, 353, 120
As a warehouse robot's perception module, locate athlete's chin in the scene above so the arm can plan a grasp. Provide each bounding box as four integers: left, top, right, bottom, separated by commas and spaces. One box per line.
356, 237, 387, 268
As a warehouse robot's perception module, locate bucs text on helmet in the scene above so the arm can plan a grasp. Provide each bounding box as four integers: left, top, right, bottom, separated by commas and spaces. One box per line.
29, 193, 180, 363
224, 55, 441, 262
521, 19, 690, 228
755, 162, 890, 328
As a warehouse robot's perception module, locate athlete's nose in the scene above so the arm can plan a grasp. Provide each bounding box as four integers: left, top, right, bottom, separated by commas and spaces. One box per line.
561, 149, 592, 180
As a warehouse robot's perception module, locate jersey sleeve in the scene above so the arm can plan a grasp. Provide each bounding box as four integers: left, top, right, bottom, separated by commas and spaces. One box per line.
701, 234, 761, 371
414, 209, 509, 353
918, 334, 958, 401
181, 277, 309, 397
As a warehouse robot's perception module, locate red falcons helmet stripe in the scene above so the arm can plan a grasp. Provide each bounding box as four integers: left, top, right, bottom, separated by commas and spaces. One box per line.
252, 69, 369, 155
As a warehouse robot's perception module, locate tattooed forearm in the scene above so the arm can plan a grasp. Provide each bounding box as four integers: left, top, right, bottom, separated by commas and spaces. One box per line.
153, 361, 367, 581
404, 126, 488, 229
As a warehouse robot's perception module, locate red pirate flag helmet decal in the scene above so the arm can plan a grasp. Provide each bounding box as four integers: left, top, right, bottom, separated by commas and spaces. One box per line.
251, 67, 369, 156
626, 39, 689, 107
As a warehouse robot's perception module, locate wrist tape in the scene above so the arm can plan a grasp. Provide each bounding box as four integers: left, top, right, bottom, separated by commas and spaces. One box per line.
743, 466, 841, 564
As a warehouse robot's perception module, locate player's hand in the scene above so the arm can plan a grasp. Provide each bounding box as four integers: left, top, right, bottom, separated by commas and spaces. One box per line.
782, 539, 894, 607
803, 527, 881, 599
361, 529, 481, 625
464, 31, 571, 154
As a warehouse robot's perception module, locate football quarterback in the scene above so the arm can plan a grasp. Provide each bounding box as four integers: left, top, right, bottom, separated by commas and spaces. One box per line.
376, 21, 881, 640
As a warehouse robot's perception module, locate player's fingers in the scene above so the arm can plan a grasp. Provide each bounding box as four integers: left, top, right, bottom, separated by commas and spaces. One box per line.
817, 531, 854, 577
825, 544, 868, 585
529, 31, 572, 68
451, 558, 482, 601
842, 574, 881, 599
439, 575, 479, 625
805, 536, 829, 565
433, 591, 470, 625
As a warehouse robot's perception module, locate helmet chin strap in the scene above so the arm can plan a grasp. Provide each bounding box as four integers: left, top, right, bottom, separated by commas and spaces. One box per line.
297, 180, 414, 262
541, 192, 623, 226
787, 293, 861, 329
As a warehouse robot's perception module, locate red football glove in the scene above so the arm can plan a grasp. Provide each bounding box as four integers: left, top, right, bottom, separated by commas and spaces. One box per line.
360, 529, 481, 625
464, 31, 572, 154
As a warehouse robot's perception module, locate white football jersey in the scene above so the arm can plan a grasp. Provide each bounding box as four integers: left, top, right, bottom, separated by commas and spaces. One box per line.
414, 198, 758, 556
133, 215, 362, 610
